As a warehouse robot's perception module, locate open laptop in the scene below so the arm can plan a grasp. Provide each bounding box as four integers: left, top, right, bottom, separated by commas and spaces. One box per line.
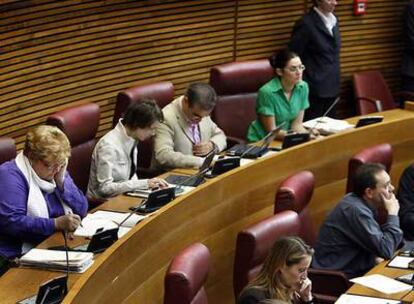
226, 122, 286, 159
165, 149, 215, 187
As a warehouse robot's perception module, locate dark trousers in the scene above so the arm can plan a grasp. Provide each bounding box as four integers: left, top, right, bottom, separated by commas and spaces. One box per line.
304, 95, 338, 121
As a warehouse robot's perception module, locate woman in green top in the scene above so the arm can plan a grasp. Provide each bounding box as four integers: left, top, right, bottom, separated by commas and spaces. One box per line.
247, 49, 317, 142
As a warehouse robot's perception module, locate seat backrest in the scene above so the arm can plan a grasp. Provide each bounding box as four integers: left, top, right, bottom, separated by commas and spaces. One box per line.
353, 71, 396, 115
113, 82, 174, 175
274, 171, 316, 246
210, 60, 273, 142
0, 137, 16, 165
113, 81, 174, 127
46, 103, 100, 194
346, 143, 393, 193
233, 210, 300, 298
164, 243, 210, 304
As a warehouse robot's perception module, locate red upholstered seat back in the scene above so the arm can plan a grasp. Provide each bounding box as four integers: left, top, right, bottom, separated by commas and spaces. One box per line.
113, 82, 174, 175
233, 210, 301, 298
274, 171, 316, 246
346, 143, 393, 193
210, 60, 273, 142
46, 103, 100, 194
353, 70, 396, 115
0, 137, 16, 165
164, 243, 210, 304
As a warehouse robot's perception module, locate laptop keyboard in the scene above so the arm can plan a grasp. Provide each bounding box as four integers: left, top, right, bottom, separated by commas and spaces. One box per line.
227, 144, 267, 158
165, 175, 204, 187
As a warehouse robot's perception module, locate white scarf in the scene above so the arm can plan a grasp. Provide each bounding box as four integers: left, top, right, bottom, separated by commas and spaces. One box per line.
15, 152, 72, 253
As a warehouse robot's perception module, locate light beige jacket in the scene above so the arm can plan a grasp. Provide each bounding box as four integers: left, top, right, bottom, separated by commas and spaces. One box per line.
153, 96, 226, 170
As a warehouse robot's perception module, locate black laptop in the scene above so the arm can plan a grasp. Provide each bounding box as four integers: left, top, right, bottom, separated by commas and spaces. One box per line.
226, 122, 286, 159
165, 150, 215, 186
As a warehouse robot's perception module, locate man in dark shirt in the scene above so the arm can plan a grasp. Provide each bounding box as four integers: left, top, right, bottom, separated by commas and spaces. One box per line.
313, 163, 403, 278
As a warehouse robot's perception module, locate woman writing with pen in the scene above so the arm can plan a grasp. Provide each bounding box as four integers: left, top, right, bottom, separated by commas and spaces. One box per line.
0, 125, 88, 259
238, 236, 315, 304
247, 49, 319, 142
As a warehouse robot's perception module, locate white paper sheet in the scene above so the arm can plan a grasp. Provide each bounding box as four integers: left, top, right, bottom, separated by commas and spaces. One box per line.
335, 294, 402, 304
350, 274, 412, 294
388, 255, 414, 269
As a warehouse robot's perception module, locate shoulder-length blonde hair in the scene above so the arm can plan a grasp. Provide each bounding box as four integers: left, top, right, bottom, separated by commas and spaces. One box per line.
23, 125, 71, 164
244, 236, 314, 303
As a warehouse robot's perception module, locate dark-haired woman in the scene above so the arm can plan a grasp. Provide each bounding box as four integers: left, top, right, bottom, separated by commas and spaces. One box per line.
237, 237, 315, 304
87, 99, 168, 200
247, 50, 316, 142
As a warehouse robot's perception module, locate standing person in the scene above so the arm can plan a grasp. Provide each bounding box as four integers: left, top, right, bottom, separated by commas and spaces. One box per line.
247, 49, 317, 143
153, 83, 226, 170
402, 1, 414, 93
312, 163, 403, 279
289, 0, 341, 120
238, 236, 314, 304
0, 126, 88, 259
87, 100, 168, 201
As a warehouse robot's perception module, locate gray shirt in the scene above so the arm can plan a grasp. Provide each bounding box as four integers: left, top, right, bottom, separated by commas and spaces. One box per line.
312, 193, 403, 278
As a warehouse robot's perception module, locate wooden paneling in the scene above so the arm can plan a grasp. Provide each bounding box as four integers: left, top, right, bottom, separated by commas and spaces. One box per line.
0, 0, 407, 145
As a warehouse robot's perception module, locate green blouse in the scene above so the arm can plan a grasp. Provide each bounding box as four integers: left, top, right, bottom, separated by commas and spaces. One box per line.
247, 77, 309, 142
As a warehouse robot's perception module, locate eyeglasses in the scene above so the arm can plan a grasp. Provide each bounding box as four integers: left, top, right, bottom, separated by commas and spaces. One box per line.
285, 65, 306, 73
41, 159, 66, 171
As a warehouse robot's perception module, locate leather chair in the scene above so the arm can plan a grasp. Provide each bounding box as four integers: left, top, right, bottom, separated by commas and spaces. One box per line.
274, 171, 317, 246
273, 172, 350, 303
233, 210, 301, 299
346, 143, 393, 193
353, 70, 414, 114
210, 60, 273, 145
0, 137, 16, 165
164, 242, 210, 304
46, 103, 100, 197
113, 81, 174, 178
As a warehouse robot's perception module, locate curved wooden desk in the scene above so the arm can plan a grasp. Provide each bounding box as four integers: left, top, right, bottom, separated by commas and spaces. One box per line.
1, 109, 414, 304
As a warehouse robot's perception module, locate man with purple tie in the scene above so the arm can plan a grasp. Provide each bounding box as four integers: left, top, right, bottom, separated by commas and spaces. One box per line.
153, 83, 226, 170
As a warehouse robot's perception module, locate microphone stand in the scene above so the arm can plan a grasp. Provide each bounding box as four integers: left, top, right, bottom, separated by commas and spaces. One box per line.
308, 97, 341, 134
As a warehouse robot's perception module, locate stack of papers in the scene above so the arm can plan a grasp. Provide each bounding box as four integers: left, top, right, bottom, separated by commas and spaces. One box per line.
303, 116, 354, 134
350, 274, 412, 294
74, 210, 148, 238
20, 249, 93, 273
336, 294, 403, 304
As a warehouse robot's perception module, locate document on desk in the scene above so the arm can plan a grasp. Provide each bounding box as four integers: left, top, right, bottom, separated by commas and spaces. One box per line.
387, 255, 414, 269
350, 274, 412, 294
303, 116, 354, 134
74, 210, 148, 238
20, 249, 94, 273
335, 294, 403, 304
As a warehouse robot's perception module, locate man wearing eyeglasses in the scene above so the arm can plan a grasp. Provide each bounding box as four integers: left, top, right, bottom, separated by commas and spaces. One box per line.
153, 83, 226, 170
289, 0, 341, 120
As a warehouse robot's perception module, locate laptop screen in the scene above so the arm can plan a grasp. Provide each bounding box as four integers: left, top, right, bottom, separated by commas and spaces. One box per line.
199, 150, 216, 173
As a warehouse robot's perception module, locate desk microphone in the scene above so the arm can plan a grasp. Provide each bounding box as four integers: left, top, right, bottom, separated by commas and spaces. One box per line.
308, 97, 341, 134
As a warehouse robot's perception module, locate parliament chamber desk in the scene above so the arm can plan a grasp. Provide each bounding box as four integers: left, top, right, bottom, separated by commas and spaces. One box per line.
1, 108, 414, 304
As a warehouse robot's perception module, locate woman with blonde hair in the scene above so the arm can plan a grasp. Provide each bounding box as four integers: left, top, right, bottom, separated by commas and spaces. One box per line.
238, 236, 314, 304
0, 125, 88, 259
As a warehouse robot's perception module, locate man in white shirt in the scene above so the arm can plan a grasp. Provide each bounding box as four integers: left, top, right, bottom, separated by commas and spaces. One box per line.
87, 100, 167, 200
